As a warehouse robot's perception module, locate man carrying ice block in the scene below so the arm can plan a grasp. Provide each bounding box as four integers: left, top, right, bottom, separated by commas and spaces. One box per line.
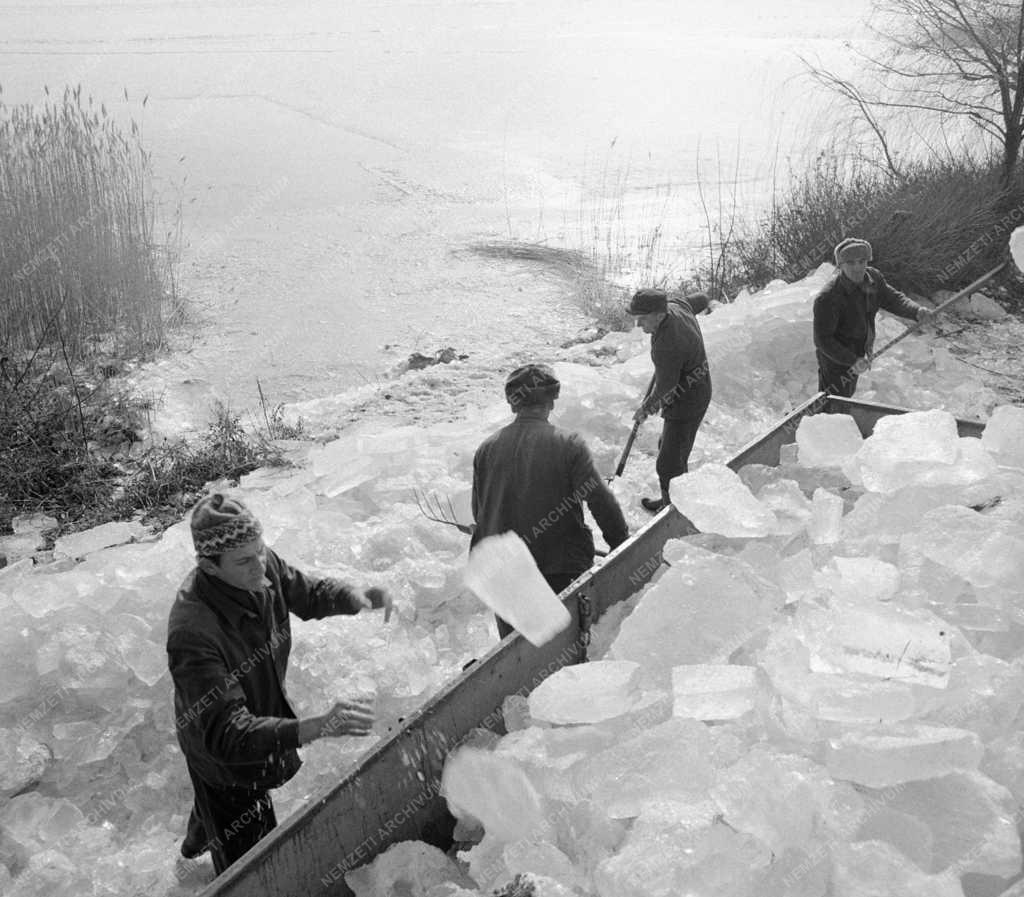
471, 363, 629, 638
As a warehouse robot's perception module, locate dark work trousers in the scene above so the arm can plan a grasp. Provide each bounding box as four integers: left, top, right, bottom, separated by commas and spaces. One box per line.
495, 572, 577, 639
185, 765, 278, 875
816, 352, 858, 399
656, 414, 706, 494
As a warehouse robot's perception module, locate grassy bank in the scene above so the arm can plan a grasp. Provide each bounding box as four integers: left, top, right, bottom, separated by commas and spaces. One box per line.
0, 349, 303, 545
707, 150, 1023, 300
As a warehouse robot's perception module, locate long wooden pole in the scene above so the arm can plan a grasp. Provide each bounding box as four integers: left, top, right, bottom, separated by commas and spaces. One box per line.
872, 260, 1007, 360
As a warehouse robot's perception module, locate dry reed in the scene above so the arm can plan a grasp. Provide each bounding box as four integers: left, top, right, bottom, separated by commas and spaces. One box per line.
0, 83, 179, 363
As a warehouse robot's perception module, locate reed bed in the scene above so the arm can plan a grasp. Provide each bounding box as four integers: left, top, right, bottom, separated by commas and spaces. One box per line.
727, 150, 1020, 296
0, 84, 178, 363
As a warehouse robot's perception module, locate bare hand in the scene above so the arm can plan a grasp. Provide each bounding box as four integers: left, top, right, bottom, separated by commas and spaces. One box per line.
319, 697, 375, 738
356, 586, 393, 622
632, 406, 649, 424
917, 306, 936, 324
852, 356, 872, 375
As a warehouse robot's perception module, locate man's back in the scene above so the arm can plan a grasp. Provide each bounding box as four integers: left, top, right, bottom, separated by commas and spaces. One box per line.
472, 412, 625, 578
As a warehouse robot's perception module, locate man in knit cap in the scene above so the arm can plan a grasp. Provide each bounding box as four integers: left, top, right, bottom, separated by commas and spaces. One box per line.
813, 237, 935, 397
471, 363, 629, 638
628, 288, 712, 512
167, 493, 392, 875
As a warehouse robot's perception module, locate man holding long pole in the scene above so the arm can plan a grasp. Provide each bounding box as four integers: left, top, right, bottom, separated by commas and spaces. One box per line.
813, 237, 936, 397
628, 289, 712, 513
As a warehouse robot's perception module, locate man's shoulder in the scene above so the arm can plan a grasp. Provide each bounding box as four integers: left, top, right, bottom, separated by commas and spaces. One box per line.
548, 424, 592, 457
167, 570, 218, 644
813, 271, 846, 304
475, 424, 511, 455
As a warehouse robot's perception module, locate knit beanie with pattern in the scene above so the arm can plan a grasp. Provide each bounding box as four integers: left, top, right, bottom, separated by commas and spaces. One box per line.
190, 493, 263, 557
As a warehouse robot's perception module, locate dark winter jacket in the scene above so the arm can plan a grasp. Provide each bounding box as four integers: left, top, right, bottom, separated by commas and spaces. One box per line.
642, 299, 712, 420
166, 549, 363, 791
813, 267, 923, 367
471, 410, 629, 578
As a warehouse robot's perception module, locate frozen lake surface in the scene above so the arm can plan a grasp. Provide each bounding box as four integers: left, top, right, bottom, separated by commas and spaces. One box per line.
1, 0, 869, 410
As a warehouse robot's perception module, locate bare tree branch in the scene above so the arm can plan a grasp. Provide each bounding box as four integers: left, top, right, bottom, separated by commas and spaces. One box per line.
803, 0, 1024, 185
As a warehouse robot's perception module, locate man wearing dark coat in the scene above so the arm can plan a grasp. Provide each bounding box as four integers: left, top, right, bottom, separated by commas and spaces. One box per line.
167, 493, 392, 874
629, 288, 713, 513
471, 364, 629, 638
813, 237, 935, 398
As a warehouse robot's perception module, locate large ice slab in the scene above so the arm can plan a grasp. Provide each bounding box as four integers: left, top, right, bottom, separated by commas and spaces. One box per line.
899, 504, 1024, 591
495, 725, 617, 802
670, 463, 779, 537
441, 747, 546, 843
796, 597, 952, 687
1011, 225, 1024, 271
796, 414, 864, 468
832, 841, 964, 897
826, 556, 900, 603
711, 748, 835, 855
982, 404, 1024, 470
593, 810, 770, 897
610, 548, 782, 683
53, 519, 150, 560
0, 731, 51, 797
825, 725, 983, 788
571, 718, 717, 817
463, 532, 571, 646
344, 841, 473, 897
843, 409, 961, 492
672, 664, 760, 720
529, 661, 641, 725
865, 771, 1022, 877
762, 631, 918, 725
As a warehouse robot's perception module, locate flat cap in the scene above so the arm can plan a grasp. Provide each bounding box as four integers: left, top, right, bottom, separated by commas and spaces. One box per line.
834, 238, 873, 265
505, 363, 561, 408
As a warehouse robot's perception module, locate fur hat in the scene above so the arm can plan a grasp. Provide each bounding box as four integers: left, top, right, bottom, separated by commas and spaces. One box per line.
834, 238, 873, 265
505, 363, 561, 409
627, 288, 668, 315
190, 493, 263, 557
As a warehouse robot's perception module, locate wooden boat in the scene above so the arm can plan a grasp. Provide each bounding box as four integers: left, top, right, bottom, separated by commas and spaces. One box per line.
200, 394, 985, 897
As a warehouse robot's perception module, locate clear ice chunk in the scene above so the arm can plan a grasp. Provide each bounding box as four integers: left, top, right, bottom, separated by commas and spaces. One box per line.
610, 548, 782, 683
53, 519, 149, 560
828, 555, 900, 603
571, 718, 716, 818
866, 771, 1022, 877
797, 597, 952, 687
825, 724, 983, 788
795, 413, 864, 468
831, 840, 965, 897
463, 532, 571, 647
528, 661, 642, 725
670, 463, 780, 537
344, 841, 473, 897
843, 409, 961, 493
1011, 224, 1024, 273
671, 664, 760, 720
441, 747, 546, 843
807, 487, 844, 544
982, 404, 1024, 469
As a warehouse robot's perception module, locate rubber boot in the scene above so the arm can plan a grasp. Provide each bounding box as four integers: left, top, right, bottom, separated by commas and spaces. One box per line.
641, 491, 670, 513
